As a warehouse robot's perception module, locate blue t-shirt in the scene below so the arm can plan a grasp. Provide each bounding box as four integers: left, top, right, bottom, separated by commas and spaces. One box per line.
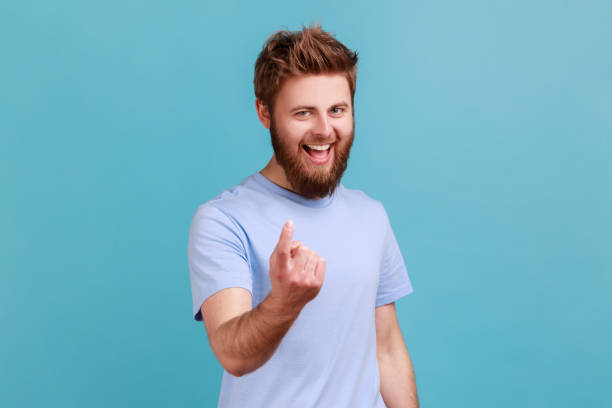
188, 171, 414, 408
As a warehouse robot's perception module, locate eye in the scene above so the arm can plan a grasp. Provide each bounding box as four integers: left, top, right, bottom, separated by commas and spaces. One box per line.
296, 111, 309, 117
331, 107, 345, 115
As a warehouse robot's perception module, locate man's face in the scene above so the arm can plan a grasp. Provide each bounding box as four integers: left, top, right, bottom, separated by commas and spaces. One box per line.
268, 73, 355, 199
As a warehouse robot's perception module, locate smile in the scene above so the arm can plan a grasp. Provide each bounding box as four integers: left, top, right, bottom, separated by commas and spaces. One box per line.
302, 143, 334, 165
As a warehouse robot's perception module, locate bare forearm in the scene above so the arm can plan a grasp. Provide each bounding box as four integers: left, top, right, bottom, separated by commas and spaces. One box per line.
211, 294, 300, 376
378, 347, 419, 408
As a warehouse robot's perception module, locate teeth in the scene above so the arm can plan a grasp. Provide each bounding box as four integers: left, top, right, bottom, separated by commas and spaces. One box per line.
306, 144, 330, 150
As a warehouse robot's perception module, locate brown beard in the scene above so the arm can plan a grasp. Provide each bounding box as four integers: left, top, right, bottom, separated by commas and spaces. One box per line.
269, 115, 354, 199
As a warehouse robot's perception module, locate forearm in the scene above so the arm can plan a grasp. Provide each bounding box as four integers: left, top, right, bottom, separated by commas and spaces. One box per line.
378, 345, 419, 408
210, 293, 300, 376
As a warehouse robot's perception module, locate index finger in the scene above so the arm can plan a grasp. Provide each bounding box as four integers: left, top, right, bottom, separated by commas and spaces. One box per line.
275, 219, 294, 254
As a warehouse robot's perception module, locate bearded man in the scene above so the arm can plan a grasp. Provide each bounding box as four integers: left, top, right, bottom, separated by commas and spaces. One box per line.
188, 23, 419, 408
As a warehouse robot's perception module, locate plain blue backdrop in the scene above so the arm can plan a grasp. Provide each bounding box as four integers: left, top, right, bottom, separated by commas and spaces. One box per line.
1, 1, 611, 407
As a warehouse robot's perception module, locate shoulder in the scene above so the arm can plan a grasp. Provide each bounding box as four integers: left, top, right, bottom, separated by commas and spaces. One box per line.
188, 198, 249, 257
191, 176, 255, 225
339, 184, 387, 216
189, 181, 258, 248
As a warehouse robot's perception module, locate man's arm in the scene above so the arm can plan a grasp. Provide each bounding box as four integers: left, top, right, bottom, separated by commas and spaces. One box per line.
376, 302, 419, 408
201, 219, 326, 377
201, 287, 300, 377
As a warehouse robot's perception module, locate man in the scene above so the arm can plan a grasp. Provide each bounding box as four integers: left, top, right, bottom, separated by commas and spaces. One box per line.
188, 23, 419, 407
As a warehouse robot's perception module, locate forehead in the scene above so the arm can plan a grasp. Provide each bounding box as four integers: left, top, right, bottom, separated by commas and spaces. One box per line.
275, 73, 351, 109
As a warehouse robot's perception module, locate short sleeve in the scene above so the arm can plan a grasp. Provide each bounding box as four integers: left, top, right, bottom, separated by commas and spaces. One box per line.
376, 204, 414, 307
188, 204, 252, 321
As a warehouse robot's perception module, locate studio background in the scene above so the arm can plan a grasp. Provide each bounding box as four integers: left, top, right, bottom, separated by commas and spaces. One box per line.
1, 1, 610, 407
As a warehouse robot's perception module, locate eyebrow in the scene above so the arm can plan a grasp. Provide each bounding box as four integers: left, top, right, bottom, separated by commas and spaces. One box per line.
290, 102, 350, 112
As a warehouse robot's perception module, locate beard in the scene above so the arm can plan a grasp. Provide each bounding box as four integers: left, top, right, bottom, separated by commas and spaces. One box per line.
269, 116, 354, 199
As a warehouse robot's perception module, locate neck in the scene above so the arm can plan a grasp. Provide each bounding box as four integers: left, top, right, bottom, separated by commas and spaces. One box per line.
260, 156, 296, 193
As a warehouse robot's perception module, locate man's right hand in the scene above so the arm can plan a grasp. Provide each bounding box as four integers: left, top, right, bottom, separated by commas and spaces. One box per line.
202, 219, 326, 377
268, 220, 326, 314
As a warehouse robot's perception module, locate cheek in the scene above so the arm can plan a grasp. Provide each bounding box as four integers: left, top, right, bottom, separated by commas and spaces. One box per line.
336, 121, 354, 137
289, 120, 312, 132
280, 123, 309, 142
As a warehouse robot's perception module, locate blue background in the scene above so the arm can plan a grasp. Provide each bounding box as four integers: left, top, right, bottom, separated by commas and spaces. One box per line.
1, 1, 610, 407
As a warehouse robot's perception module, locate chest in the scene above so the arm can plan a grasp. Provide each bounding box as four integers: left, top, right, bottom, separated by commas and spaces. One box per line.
244, 211, 386, 308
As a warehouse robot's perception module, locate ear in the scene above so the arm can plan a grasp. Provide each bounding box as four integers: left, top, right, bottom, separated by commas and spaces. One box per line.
255, 98, 271, 129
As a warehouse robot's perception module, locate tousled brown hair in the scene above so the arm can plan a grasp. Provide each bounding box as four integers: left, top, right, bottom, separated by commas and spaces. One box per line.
254, 23, 359, 115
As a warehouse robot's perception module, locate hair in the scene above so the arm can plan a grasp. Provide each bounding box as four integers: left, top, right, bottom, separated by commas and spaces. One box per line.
254, 22, 359, 115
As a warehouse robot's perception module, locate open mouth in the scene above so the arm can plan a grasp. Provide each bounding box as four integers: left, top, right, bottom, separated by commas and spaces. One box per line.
302, 143, 334, 165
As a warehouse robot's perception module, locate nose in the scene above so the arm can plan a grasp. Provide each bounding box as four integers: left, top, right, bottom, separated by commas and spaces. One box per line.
312, 113, 332, 137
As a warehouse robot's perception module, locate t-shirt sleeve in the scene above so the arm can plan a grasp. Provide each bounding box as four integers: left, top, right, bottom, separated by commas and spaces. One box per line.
188, 204, 252, 321
376, 204, 414, 307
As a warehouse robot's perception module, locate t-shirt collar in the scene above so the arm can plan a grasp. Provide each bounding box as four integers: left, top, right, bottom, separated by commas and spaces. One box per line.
251, 171, 338, 208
